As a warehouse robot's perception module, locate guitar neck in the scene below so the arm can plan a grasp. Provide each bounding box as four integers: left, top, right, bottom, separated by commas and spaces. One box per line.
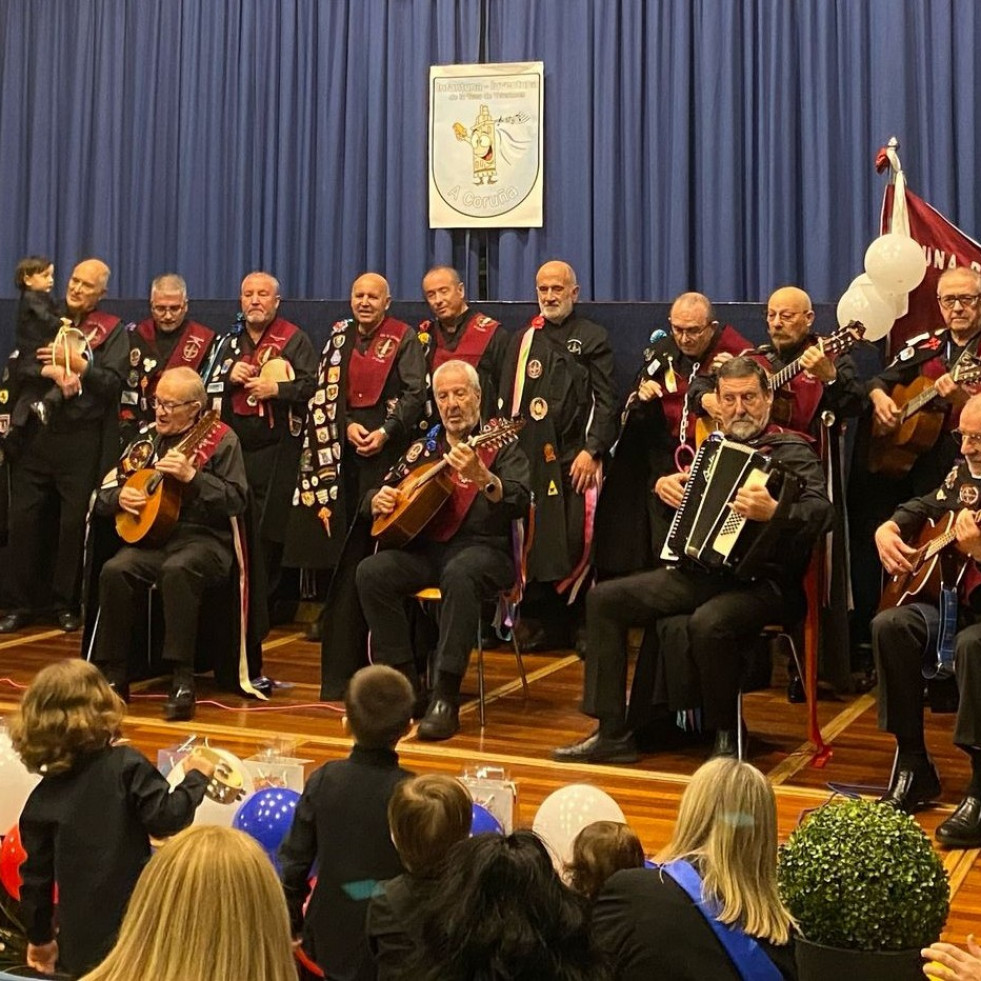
900, 384, 940, 422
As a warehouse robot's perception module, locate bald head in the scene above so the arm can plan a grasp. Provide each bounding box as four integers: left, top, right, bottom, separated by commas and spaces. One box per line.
536, 260, 579, 324
66, 258, 111, 317
766, 285, 814, 353
351, 272, 392, 332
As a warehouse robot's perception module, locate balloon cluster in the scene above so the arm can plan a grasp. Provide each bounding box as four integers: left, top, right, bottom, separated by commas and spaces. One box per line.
836, 233, 927, 341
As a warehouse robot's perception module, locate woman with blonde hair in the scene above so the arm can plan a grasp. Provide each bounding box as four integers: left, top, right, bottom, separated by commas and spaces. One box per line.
591, 757, 797, 980
80, 825, 296, 981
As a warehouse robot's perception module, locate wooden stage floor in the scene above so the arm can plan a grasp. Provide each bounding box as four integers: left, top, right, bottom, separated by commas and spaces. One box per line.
1, 623, 980, 943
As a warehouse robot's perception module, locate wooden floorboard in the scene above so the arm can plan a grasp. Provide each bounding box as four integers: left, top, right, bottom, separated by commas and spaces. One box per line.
1, 626, 980, 943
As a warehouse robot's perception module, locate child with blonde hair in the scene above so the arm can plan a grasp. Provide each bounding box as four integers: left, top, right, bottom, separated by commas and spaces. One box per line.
9, 659, 216, 977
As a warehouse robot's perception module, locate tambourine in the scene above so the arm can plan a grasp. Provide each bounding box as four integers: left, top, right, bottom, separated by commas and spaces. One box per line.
258, 357, 295, 384
51, 324, 91, 375
167, 745, 252, 807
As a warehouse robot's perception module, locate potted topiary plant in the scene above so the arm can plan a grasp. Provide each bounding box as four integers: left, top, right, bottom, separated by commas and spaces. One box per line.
777, 798, 950, 980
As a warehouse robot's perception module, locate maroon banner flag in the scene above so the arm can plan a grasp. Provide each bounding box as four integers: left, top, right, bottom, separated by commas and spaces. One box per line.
882, 182, 981, 348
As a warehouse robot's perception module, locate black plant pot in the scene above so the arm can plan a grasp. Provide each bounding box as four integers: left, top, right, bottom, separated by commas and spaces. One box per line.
796, 937, 924, 980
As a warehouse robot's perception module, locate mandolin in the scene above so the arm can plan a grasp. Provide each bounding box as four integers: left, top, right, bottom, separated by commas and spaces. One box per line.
869, 358, 981, 478
877, 510, 976, 612
371, 417, 526, 547
115, 410, 222, 547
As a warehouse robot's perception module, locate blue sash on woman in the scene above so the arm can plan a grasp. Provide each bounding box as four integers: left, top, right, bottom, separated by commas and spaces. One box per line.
660, 859, 784, 981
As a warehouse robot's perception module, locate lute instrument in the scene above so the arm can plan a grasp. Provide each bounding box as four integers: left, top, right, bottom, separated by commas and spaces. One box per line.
877, 510, 977, 612
115, 410, 222, 547
869, 357, 981, 478
371, 417, 526, 547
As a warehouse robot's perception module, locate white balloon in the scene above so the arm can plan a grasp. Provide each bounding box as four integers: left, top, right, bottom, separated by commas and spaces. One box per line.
0, 733, 41, 829
864, 233, 927, 295
167, 747, 255, 828
849, 273, 906, 317
836, 284, 895, 341
532, 784, 626, 871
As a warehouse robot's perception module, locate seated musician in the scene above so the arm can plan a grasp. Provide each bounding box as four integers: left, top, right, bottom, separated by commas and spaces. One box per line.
91, 367, 249, 721
355, 359, 530, 741
872, 392, 981, 847
553, 356, 832, 764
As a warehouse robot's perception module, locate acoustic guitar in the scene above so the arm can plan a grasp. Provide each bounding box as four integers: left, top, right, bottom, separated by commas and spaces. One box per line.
869, 358, 981, 478
371, 417, 526, 547
877, 510, 974, 612
115, 410, 222, 547
693, 321, 866, 447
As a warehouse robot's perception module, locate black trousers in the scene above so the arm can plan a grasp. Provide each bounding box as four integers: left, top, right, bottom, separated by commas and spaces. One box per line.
582, 566, 792, 731
872, 605, 981, 750
93, 526, 232, 673
356, 540, 514, 679
8, 424, 101, 613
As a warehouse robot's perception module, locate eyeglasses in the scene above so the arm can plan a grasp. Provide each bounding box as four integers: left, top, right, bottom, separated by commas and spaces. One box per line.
938, 294, 981, 309
151, 303, 185, 315
670, 323, 710, 339
951, 429, 981, 447
152, 398, 197, 412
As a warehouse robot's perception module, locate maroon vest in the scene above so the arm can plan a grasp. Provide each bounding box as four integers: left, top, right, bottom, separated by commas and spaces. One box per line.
230, 318, 300, 416
347, 317, 409, 408
424, 439, 502, 542
430, 313, 500, 371
79, 309, 121, 349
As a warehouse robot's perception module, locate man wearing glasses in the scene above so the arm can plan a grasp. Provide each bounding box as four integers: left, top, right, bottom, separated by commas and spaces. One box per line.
90, 367, 252, 721
852, 268, 981, 664
872, 392, 981, 847
594, 292, 748, 579
119, 273, 217, 443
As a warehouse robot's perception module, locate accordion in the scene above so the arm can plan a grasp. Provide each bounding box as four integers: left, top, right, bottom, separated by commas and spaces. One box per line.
660, 434, 801, 580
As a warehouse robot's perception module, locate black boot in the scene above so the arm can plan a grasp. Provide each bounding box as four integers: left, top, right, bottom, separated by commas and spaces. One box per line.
163, 667, 196, 722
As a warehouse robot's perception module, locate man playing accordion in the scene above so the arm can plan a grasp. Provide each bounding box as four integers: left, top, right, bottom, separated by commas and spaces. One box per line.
554, 356, 832, 764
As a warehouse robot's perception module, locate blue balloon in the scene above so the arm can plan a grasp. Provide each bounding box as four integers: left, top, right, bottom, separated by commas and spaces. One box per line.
233, 788, 301, 868
470, 802, 504, 836
644, 858, 656, 869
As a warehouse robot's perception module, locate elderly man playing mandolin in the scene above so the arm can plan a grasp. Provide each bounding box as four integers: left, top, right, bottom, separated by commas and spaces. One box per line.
354, 359, 530, 741
872, 392, 981, 847
91, 367, 249, 721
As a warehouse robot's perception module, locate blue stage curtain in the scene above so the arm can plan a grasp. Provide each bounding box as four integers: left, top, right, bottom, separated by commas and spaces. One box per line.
0, 0, 978, 303
485, 0, 981, 303
0, 0, 479, 300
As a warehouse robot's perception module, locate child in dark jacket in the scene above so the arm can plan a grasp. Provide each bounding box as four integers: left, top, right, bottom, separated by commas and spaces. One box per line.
279, 664, 416, 981
9, 659, 216, 977
11, 255, 72, 427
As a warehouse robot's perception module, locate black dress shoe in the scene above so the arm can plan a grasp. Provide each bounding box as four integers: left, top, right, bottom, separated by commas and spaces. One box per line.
936, 796, 981, 848
163, 684, 196, 722
711, 728, 745, 759
552, 728, 640, 764
0, 612, 31, 633
57, 611, 82, 632
417, 699, 460, 741
787, 671, 806, 704
878, 760, 942, 814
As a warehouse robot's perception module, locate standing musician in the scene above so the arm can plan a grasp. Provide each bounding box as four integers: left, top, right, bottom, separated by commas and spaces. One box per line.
283, 272, 427, 575
553, 357, 832, 764
872, 392, 981, 847
417, 265, 510, 428
1, 258, 128, 634
594, 291, 749, 578
851, 266, 981, 660
500, 260, 617, 647
355, 360, 530, 741
90, 367, 252, 722
742, 286, 866, 693
119, 273, 216, 443
205, 271, 317, 599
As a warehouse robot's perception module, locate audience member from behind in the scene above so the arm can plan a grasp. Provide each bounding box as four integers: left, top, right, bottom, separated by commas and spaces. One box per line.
367, 774, 473, 979
410, 829, 608, 981
591, 758, 796, 980
565, 820, 645, 904
11, 254, 72, 429
9, 659, 216, 977
80, 825, 296, 981
279, 664, 415, 980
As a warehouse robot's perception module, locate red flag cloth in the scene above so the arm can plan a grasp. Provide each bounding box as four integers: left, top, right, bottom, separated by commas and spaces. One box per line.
882, 183, 981, 349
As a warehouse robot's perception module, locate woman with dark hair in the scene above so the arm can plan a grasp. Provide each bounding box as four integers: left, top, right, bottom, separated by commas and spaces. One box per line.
410, 829, 609, 980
